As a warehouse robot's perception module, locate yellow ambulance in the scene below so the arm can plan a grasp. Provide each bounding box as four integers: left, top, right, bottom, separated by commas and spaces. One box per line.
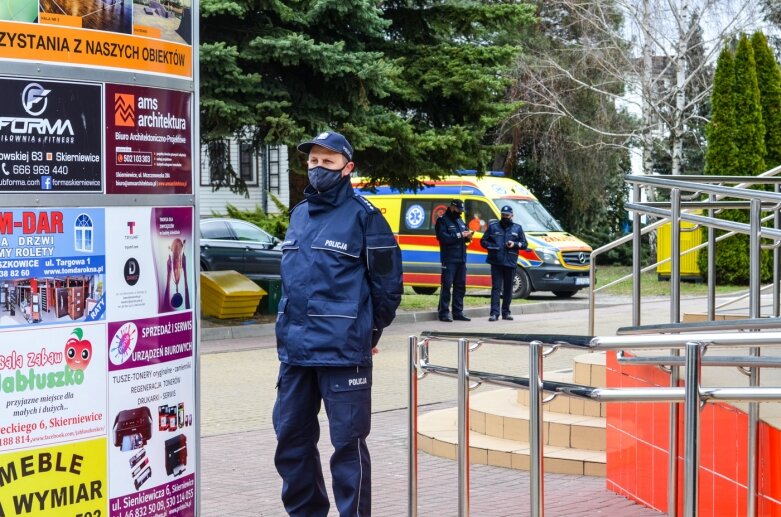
352, 171, 592, 298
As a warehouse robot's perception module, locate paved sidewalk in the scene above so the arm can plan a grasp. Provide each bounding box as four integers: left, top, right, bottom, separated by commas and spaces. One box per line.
198, 294, 714, 516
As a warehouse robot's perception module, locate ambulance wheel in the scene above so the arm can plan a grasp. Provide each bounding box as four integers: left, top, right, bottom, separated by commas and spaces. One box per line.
512, 269, 532, 299
552, 290, 577, 298
412, 286, 438, 295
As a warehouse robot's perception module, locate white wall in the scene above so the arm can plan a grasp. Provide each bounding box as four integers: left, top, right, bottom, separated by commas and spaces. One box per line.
198, 141, 289, 217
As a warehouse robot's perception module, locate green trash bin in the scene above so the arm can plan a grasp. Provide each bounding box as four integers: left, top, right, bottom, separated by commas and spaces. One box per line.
256, 278, 282, 315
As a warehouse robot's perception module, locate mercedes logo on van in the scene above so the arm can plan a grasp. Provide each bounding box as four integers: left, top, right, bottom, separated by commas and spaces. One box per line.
22, 83, 51, 116
578, 252, 586, 264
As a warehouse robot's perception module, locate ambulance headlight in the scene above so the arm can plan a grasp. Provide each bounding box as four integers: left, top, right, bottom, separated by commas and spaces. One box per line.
537, 248, 560, 265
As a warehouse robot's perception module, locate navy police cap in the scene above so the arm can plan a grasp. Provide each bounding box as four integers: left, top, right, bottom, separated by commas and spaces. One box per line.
297, 131, 354, 162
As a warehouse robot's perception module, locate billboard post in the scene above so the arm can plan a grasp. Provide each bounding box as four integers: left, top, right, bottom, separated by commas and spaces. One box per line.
0, 0, 199, 514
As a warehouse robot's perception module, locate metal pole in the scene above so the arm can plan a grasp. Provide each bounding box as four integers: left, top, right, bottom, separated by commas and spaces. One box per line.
748, 198, 761, 517
671, 188, 681, 324
683, 342, 703, 516
774, 183, 780, 318
458, 338, 470, 517
708, 193, 716, 321
589, 257, 596, 335
408, 335, 418, 517
529, 340, 544, 517
668, 357, 680, 517
633, 183, 642, 326
750, 198, 761, 319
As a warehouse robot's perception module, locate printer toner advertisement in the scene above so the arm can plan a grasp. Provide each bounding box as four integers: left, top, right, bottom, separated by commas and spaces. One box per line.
107, 311, 195, 517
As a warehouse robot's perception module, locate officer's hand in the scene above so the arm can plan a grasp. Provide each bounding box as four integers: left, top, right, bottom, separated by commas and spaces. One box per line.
372, 347, 379, 356
461, 230, 471, 238
506, 241, 514, 248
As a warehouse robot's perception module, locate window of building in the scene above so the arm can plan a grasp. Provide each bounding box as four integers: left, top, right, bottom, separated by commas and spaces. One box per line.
239, 142, 254, 182
74, 213, 94, 252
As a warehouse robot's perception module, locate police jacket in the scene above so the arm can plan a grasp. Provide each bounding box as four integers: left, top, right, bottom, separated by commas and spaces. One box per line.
435, 211, 470, 264
276, 177, 403, 367
480, 220, 528, 268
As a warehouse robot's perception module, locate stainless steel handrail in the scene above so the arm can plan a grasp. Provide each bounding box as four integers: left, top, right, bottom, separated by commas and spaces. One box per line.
408, 332, 781, 517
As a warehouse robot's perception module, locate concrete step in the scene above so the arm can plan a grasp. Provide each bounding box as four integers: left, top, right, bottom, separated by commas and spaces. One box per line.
471, 389, 605, 451
418, 406, 606, 477
515, 352, 607, 418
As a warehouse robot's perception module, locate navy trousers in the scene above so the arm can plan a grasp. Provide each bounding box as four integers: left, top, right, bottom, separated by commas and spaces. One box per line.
490, 264, 515, 317
273, 363, 372, 517
438, 262, 466, 318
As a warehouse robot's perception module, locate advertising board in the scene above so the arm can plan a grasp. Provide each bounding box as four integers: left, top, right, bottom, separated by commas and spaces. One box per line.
106, 85, 192, 195
0, 78, 102, 193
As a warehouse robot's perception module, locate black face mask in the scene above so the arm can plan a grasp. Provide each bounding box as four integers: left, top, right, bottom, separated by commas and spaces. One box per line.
500, 217, 512, 227
308, 166, 344, 192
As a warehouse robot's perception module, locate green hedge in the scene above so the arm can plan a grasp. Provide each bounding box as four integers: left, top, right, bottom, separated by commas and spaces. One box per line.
216, 196, 290, 240
695, 210, 774, 284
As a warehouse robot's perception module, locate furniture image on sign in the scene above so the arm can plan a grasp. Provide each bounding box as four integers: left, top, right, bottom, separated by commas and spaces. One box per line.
69, 286, 84, 320
55, 287, 69, 318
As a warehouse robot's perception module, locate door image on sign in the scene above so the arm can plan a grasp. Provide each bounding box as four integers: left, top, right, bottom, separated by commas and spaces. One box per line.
132, 0, 191, 44
39, 0, 132, 33
0, 0, 37, 21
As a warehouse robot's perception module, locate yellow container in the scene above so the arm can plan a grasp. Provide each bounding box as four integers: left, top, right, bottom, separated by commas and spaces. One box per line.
200, 270, 266, 319
656, 214, 702, 279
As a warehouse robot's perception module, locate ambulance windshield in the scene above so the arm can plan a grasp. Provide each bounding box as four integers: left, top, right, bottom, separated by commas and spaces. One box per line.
493, 199, 562, 232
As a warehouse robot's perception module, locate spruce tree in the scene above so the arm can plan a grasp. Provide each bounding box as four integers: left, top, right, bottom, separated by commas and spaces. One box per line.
752, 31, 781, 169
704, 46, 738, 176
199, 0, 535, 196
733, 35, 766, 175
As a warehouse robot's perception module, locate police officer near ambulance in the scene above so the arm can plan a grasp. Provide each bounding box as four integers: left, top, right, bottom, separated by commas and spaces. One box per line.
435, 199, 473, 322
273, 131, 403, 516
480, 205, 527, 321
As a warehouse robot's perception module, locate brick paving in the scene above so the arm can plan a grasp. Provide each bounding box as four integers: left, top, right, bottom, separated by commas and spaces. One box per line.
197, 295, 713, 516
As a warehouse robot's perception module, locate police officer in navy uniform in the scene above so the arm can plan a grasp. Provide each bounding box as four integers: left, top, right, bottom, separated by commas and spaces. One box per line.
273, 131, 403, 517
435, 199, 473, 322
480, 205, 527, 321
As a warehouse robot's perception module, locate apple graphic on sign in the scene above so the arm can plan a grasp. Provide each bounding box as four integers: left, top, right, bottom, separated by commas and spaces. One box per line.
64, 327, 92, 370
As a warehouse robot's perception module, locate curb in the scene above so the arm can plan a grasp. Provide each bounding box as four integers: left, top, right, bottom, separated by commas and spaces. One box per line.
200, 300, 598, 342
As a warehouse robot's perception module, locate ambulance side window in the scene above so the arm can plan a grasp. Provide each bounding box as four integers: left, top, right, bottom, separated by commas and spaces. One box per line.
464, 200, 494, 234
400, 199, 451, 234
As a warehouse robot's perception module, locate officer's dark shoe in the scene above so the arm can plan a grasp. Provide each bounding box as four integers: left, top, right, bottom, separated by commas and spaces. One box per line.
439, 315, 453, 322
453, 314, 471, 321
502, 315, 514, 321
488, 315, 498, 322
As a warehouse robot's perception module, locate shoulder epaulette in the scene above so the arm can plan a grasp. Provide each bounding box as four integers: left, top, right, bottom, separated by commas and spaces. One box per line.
352, 194, 377, 213
290, 198, 309, 214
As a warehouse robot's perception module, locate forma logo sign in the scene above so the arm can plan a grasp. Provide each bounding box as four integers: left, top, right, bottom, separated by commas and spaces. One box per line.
0, 82, 73, 137
22, 83, 51, 117
0, 78, 102, 192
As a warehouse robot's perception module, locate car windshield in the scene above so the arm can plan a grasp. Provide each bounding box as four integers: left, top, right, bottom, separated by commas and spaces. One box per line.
493, 199, 562, 232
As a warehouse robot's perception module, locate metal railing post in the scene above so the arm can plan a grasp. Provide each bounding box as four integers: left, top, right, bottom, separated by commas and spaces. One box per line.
671, 188, 681, 324
668, 362, 680, 516
457, 337, 470, 517
750, 199, 761, 319
633, 183, 642, 327
529, 340, 544, 517
775, 183, 780, 317
748, 198, 761, 517
683, 341, 703, 516
668, 188, 682, 516
708, 193, 716, 321
408, 335, 419, 517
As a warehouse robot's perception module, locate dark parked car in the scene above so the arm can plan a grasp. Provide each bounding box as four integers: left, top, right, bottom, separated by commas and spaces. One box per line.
199, 218, 282, 281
